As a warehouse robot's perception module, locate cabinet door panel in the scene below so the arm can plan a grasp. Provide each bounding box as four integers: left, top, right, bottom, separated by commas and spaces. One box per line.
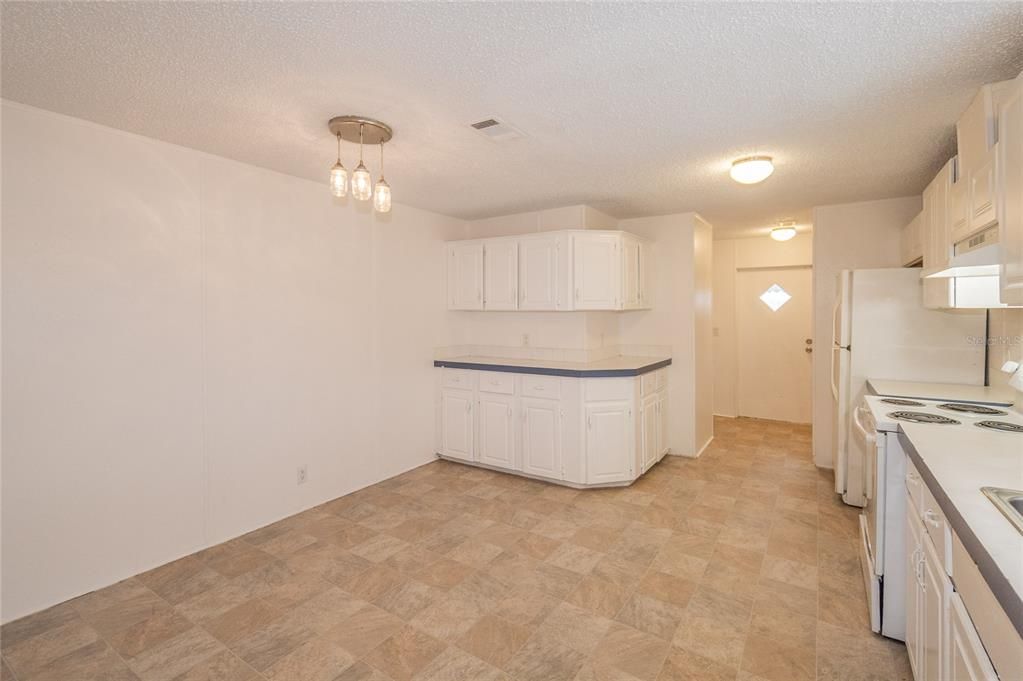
640, 394, 658, 472
585, 402, 632, 484
521, 397, 561, 479
478, 394, 516, 470
999, 75, 1023, 305
448, 244, 484, 310
658, 393, 670, 457
922, 532, 949, 681
622, 237, 641, 309
573, 234, 620, 310
484, 241, 518, 310
906, 504, 923, 679
969, 152, 998, 234
441, 388, 475, 462
948, 593, 998, 681
519, 237, 559, 311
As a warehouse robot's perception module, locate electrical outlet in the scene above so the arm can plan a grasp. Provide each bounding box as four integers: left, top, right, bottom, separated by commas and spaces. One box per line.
522, 334, 530, 347
297, 465, 308, 485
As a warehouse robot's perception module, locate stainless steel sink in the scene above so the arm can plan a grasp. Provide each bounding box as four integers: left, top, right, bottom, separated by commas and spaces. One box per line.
982, 487, 1023, 534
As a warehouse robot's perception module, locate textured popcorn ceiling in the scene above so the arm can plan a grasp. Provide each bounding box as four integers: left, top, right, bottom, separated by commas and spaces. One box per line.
2, 2, 1022, 236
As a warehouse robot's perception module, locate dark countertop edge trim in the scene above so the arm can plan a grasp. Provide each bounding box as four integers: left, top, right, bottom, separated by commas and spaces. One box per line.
432, 357, 672, 378
898, 429, 1023, 639
866, 380, 1014, 407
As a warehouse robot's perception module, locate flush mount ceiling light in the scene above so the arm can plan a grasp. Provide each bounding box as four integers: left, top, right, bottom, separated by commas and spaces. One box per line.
327, 116, 393, 212
770, 220, 797, 241
730, 155, 774, 184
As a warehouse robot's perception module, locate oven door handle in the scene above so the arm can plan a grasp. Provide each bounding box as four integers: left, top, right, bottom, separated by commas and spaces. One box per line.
853, 405, 876, 445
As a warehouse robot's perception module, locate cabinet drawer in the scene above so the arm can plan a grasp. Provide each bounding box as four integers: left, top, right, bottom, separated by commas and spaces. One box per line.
656, 368, 669, 390
906, 458, 925, 515
441, 369, 475, 389
521, 374, 560, 399
583, 377, 634, 402
921, 483, 953, 577
478, 371, 515, 395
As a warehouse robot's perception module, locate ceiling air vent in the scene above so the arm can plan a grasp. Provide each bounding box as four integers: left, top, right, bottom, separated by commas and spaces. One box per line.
469, 117, 524, 142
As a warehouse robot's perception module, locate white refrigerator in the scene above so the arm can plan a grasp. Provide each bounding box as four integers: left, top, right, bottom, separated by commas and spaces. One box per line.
831, 268, 986, 506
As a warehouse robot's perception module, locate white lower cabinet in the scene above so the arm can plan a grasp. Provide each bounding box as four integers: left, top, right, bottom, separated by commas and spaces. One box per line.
440, 387, 475, 462
437, 366, 668, 487
948, 593, 998, 681
584, 402, 633, 484
520, 397, 561, 479
905, 467, 1005, 681
477, 393, 516, 469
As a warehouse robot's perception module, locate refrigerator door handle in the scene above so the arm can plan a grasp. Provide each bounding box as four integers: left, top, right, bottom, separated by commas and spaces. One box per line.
831, 346, 842, 401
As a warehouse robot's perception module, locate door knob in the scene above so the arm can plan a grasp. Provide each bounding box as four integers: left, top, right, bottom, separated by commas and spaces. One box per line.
805, 338, 813, 344
805, 347, 813, 353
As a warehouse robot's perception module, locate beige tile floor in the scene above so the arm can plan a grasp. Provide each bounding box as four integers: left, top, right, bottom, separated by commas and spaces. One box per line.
1, 416, 912, 681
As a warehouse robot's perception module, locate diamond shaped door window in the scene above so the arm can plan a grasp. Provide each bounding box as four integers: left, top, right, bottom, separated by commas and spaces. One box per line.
759, 284, 791, 311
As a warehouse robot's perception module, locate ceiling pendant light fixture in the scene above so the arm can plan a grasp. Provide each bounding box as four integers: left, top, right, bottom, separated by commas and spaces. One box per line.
730, 155, 774, 184
329, 133, 348, 197
351, 124, 373, 201
327, 116, 393, 209
770, 220, 797, 241
373, 142, 391, 214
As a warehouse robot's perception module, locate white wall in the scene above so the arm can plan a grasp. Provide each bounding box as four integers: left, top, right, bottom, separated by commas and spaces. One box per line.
617, 213, 713, 457
810, 196, 921, 467
988, 308, 1023, 397
1, 102, 464, 622
712, 234, 814, 417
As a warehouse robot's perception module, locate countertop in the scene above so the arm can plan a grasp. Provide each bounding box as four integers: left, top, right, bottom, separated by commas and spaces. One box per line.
433, 355, 671, 378
898, 420, 1023, 637
868, 379, 1015, 407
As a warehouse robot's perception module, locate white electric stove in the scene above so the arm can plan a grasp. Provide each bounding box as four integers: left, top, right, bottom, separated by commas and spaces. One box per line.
852, 394, 1023, 640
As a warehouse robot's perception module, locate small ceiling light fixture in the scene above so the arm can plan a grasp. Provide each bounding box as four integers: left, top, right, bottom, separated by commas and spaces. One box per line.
730, 155, 774, 184
373, 142, 391, 214
329, 133, 347, 198
327, 116, 393, 211
770, 220, 797, 242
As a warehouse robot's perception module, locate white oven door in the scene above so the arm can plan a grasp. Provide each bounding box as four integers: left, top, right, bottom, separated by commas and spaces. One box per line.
852, 403, 885, 572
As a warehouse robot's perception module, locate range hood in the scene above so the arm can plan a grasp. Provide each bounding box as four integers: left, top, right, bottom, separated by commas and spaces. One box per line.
924, 226, 1000, 279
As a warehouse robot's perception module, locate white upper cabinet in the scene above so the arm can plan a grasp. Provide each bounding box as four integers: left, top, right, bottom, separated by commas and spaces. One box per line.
998, 72, 1023, 305
921, 159, 956, 309
901, 211, 924, 266
518, 234, 563, 311
955, 81, 1014, 242
573, 232, 623, 310
447, 230, 649, 312
483, 240, 518, 310
447, 243, 484, 310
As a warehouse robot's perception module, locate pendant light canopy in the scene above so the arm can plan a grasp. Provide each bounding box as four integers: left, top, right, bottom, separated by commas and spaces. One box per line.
730, 155, 774, 184
327, 116, 394, 212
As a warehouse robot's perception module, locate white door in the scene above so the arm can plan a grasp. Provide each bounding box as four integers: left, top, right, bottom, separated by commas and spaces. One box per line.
519, 236, 559, 311
478, 393, 516, 469
922, 535, 948, 681
585, 402, 631, 484
483, 240, 518, 310
521, 397, 561, 479
948, 593, 998, 681
640, 393, 658, 472
448, 243, 484, 310
657, 392, 669, 457
999, 73, 1023, 305
906, 506, 923, 680
736, 267, 813, 423
441, 388, 474, 462
622, 236, 641, 309
573, 233, 620, 310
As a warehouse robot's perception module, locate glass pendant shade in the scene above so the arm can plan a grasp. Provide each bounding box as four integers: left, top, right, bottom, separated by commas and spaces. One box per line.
373, 178, 392, 213
329, 162, 348, 197
770, 226, 796, 241
352, 162, 373, 201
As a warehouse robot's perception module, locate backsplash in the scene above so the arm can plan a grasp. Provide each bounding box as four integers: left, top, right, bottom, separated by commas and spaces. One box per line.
434, 343, 671, 363
988, 308, 1023, 394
